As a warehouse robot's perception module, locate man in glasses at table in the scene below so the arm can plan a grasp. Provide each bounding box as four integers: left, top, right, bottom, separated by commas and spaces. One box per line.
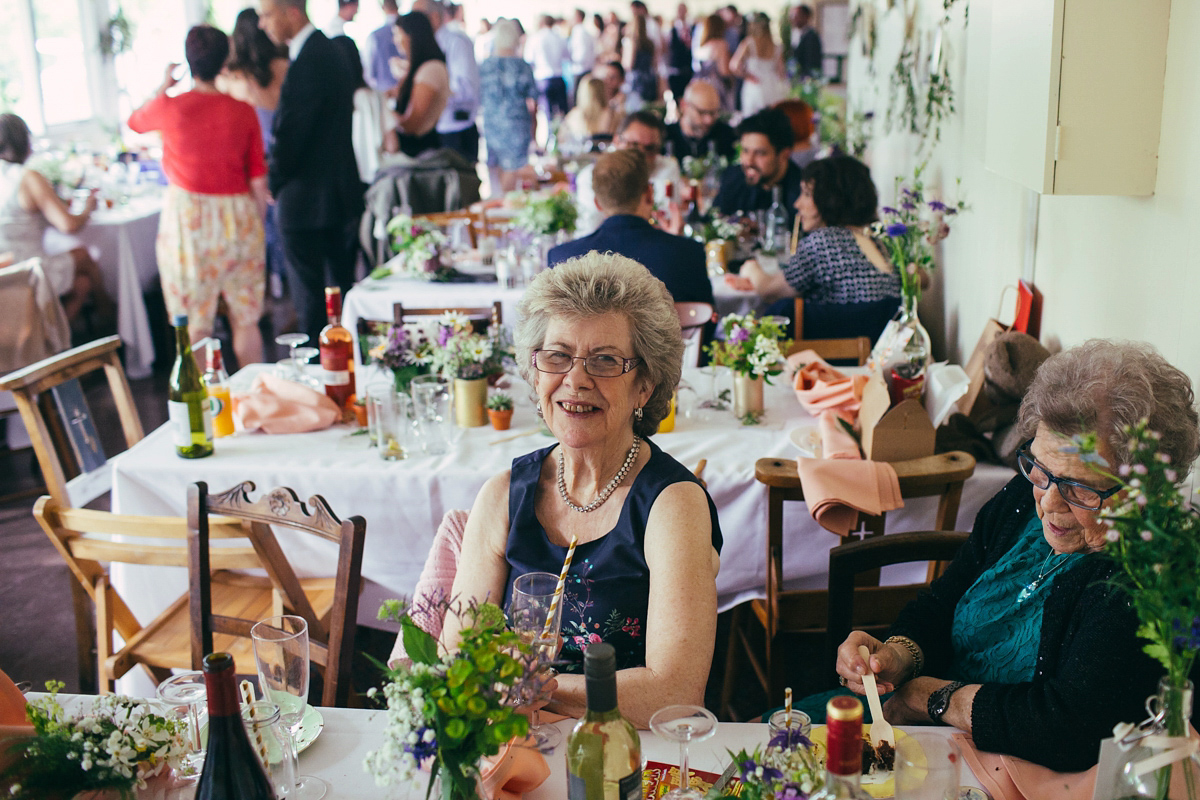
573, 110, 683, 237
664, 80, 737, 166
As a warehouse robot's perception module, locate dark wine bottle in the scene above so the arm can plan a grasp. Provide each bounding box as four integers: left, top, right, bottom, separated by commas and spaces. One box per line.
195, 652, 276, 800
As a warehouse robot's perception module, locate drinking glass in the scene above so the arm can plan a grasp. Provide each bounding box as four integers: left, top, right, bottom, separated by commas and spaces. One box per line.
156, 671, 207, 781
275, 332, 309, 363
894, 732, 961, 800
291, 346, 323, 391
649, 705, 718, 799
242, 700, 299, 799
699, 366, 731, 411
364, 378, 394, 447
251, 615, 327, 800
411, 375, 451, 455
376, 391, 412, 460
509, 571, 564, 754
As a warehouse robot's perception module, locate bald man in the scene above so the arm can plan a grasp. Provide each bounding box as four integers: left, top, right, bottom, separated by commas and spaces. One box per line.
665, 80, 737, 165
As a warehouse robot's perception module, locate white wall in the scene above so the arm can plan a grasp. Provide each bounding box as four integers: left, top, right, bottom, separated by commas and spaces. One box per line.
848, 0, 1200, 389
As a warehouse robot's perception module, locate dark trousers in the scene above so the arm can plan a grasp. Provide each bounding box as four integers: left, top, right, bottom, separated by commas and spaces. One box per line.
280, 223, 358, 342
537, 77, 569, 119
438, 125, 479, 163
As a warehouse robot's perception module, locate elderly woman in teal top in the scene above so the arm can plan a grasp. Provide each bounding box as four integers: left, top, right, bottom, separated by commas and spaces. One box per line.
440, 251, 723, 729
830, 340, 1200, 771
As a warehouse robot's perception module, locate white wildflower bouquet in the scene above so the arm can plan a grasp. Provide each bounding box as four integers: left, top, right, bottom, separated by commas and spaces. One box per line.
0, 680, 187, 799
706, 313, 790, 381
515, 190, 578, 236
378, 215, 450, 280
426, 312, 512, 381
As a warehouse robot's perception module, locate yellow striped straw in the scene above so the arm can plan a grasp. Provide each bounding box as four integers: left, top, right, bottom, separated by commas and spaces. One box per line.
239, 680, 269, 768
785, 687, 793, 729
542, 536, 577, 638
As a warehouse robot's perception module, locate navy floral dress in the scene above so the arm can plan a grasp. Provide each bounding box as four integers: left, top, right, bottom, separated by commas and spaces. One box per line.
479, 56, 538, 171
502, 440, 723, 672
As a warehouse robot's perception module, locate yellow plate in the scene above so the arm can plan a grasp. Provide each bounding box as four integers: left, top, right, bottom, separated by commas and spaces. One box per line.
808, 725, 914, 799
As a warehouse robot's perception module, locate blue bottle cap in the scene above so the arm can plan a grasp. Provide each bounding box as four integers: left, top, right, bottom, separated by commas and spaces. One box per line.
172, 314, 188, 327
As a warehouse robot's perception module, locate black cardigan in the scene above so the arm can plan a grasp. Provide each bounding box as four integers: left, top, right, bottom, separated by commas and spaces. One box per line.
889, 476, 1164, 772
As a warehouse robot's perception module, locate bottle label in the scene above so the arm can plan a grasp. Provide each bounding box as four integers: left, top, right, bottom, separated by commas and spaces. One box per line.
324, 369, 351, 387
168, 400, 213, 447
566, 769, 640, 800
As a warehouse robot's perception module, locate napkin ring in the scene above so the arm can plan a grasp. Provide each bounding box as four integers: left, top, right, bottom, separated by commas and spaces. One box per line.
885, 635, 924, 679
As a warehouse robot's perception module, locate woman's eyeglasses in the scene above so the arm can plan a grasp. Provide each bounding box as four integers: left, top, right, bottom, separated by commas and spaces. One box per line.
1016, 439, 1121, 511
531, 349, 641, 377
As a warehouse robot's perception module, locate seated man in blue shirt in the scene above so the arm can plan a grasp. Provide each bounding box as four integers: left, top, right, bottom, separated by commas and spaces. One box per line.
549, 149, 713, 307
712, 107, 804, 231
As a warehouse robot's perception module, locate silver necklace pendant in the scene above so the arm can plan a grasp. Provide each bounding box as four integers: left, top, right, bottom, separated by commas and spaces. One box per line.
1016, 551, 1071, 606
1016, 580, 1039, 605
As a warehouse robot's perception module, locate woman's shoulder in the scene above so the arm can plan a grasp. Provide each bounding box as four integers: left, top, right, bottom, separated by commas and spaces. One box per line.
415, 59, 449, 87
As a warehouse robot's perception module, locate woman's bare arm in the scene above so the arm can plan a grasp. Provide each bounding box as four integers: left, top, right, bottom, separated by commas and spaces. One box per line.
397, 80, 444, 136
20, 170, 93, 234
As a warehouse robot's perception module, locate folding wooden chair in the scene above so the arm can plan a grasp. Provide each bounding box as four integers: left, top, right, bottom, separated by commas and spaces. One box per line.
789, 298, 871, 366
392, 301, 502, 332
188, 481, 367, 708
676, 301, 715, 368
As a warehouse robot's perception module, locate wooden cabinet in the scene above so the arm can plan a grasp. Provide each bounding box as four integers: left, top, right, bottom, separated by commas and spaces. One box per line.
983, 0, 1171, 196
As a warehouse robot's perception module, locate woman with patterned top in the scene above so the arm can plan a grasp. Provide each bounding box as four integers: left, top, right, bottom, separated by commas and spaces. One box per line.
439, 252, 723, 729
726, 155, 901, 337
479, 20, 538, 193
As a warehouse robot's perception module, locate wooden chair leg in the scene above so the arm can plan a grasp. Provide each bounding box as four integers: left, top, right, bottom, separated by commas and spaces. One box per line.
720, 604, 746, 720
71, 579, 97, 694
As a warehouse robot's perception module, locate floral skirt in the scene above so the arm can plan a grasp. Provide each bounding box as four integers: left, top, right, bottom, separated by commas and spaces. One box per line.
155, 186, 265, 334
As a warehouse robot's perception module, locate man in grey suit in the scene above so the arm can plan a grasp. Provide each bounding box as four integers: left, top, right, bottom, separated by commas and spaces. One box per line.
260, 0, 364, 341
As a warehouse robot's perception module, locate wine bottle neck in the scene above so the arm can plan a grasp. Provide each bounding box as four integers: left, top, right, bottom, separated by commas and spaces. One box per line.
175, 324, 192, 357
203, 664, 241, 717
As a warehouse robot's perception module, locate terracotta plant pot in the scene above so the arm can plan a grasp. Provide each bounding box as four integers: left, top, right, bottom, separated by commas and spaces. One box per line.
488, 409, 514, 430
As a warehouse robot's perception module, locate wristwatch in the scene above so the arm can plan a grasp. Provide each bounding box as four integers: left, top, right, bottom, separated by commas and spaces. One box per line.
927, 680, 966, 724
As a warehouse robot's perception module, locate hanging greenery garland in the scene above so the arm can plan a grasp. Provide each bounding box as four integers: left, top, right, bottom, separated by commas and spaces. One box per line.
99, 7, 134, 58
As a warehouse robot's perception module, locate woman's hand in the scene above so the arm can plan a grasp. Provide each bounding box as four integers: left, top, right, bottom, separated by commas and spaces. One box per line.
159, 63, 181, 95
835, 631, 911, 694
881, 676, 940, 724
724, 273, 754, 292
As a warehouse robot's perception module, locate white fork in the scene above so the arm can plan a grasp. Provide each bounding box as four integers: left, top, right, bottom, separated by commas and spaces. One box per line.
858, 645, 895, 748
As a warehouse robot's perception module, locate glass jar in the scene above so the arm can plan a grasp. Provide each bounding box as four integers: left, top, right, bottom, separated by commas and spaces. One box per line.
1112, 677, 1199, 800
241, 700, 298, 799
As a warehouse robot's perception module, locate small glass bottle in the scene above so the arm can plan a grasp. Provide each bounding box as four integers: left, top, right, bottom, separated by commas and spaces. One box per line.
808, 696, 871, 799
204, 340, 234, 438
765, 185, 790, 254
168, 315, 213, 459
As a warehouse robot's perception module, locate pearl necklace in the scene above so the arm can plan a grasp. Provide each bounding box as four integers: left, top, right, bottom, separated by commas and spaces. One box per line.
558, 437, 641, 513
1016, 550, 1074, 605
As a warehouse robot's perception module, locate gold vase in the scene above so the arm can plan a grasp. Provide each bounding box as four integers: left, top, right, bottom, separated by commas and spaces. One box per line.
733, 373, 764, 418
453, 378, 488, 427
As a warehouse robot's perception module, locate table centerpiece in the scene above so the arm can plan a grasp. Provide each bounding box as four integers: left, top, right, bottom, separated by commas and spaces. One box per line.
364, 598, 551, 800
486, 392, 514, 431
427, 314, 512, 427
1078, 421, 1200, 799
0, 680, 189, 799
706, 726, 824, 799
515, 189, 578, 268
376, 214, 451, 281
705, 313, 789, 424
368, 322, 433, 393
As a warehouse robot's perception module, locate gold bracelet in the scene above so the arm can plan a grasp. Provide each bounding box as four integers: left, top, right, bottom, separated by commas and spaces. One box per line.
885, 635, 924, 679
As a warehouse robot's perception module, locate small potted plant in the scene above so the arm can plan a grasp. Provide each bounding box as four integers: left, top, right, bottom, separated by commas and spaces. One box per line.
486, 392, 514, 430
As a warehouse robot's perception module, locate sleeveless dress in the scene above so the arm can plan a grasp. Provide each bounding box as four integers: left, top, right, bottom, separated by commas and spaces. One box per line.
502, 439, 724, 673
0, 161, 75, 296
739, 39, 787, 117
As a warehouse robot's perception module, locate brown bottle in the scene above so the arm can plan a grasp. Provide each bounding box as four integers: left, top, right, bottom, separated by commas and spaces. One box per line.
319, 287, 356, 409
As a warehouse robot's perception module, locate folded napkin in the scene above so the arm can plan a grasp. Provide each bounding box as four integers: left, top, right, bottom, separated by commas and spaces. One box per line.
234, 372, 341, 434
389, 509, 468, 669
480, 738, 552, 800
789, 350, 870, 418
954, 734, 1095, 800
797, 457, 902, 536
817, 410, 861, 460
0, 668, 32, 778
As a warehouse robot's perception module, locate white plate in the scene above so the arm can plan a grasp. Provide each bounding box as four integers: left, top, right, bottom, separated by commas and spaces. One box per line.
295, 704, 324, 754
788, 425, 822, 458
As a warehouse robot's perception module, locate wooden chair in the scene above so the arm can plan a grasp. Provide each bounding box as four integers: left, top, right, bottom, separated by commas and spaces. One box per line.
32, 496, 257, 693
789, 297, 871, 366
719, 450, 976, 718
188, 481, 367, 708
392, 301, 502, 332
675, 301, 715, 368
412, 209, 480, 248
825, 530, 970, 682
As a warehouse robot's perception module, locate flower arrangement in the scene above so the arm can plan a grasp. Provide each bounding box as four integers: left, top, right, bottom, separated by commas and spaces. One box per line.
708, 734, 823, 800
705, 313, 789, 382
486, 392, 513, 412
0, 681, 188, 799
872, 168, 966, 302
681, 152, 728, 183
368, 322, 433, 392
426, 313, 512, 381
364, 598, 548, 799
515, 190, 578, 236
377, 215, 450, 281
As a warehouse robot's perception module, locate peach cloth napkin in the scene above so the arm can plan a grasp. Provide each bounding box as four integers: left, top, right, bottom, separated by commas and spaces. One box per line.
817, 410, 861, 460
954, 734, 1096, 800
480, 738, 552, 800
234, 372, 341, 434
789, 349, 870, 418
798, 457, 902, 536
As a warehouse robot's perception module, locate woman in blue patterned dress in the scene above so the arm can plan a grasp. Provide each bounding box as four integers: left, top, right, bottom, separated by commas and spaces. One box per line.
479, 20, 538, 193
440, 252, 723, 728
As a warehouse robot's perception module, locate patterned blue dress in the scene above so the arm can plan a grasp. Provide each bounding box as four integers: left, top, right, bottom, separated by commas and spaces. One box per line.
782, 226, 903, 304
502, 439, 723, 673
479, 56, 538, 171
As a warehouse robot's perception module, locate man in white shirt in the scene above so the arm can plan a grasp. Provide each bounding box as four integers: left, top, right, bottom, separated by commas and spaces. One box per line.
574, 110, 682, 237
413, 0, 481, 162
524, 15, 569, 119
324, 0, 358, 37
363, 0, 400, 90
567, 9, 597, 99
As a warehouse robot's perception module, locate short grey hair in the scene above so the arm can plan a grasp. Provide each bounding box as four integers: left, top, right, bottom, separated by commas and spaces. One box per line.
491, 19, 520, 53
1017, 339, 1200, 469
515, 252, 683, 438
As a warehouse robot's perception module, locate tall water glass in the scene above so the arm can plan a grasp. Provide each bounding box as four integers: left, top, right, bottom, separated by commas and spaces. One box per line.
895, 732, 962, 800
242, 700, 298, 799
251, 615, 327, 800
411, 375, 451, 455
377, 391, 412, 460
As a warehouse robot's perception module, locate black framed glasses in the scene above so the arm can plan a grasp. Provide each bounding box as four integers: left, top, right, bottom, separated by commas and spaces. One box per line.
531, 349, 641, 378
1016, 438, 1121, 511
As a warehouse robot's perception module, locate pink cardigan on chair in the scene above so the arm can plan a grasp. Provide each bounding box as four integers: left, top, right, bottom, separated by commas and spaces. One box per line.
388, 509, 468, 667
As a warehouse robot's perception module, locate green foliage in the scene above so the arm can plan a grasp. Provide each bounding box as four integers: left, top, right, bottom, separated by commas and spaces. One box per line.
515, 190, 578, 236
486, 392, 513, 412
705, 313, 789, 382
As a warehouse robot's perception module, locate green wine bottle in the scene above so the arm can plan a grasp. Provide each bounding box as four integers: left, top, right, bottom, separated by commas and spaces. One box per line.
566, 643, 642, 800
169, 315, 213, 459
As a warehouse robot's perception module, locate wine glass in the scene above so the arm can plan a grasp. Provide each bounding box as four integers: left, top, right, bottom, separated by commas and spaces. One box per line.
509, 571, 564, 753
291, 346, 323, 391
251, 615, 328, 800
649, 705, 718, 799
894, 732, 961, 800
156, 671, 208, 781
275, 332, 309, 364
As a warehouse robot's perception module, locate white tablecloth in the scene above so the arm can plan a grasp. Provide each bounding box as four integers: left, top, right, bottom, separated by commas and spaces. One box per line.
44, 194, 162, 378
46, 694, 983, 798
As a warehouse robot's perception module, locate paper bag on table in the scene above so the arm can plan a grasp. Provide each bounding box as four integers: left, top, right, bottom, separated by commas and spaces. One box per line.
961, 318, 1011, 423
859, 371, 935, 462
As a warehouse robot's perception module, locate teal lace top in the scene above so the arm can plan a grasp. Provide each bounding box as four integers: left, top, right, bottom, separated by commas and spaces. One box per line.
950, 515, 1087, 684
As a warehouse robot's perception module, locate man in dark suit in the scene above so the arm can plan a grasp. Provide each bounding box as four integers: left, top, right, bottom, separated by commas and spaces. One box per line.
713, 107, 803, 231
549, 149, 713, 307
784, 4, 823, 79
260, 0, 364, 342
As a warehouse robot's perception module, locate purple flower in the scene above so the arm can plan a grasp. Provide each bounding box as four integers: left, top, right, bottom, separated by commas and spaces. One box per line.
769, 728, 813, 750
881, 206, 900, 215
730, 326, 750, 345
885, 223, 908, 237
901, 201, 917, 210
1172, 617, 1200, 651
405, 726, 438, 761
777, 784, 808, 799
927, 199, 948, 212
438, 326, 454, 347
